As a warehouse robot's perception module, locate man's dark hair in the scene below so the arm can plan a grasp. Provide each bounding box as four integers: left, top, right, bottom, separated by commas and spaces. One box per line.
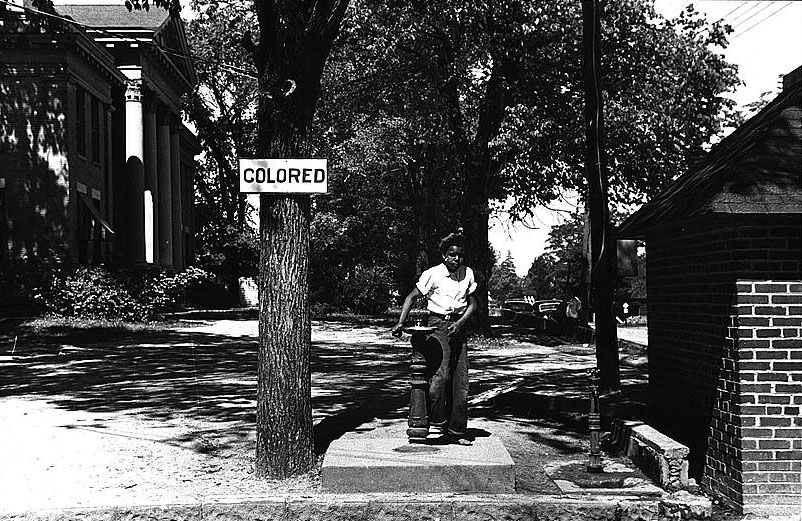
439, 230, 466, 253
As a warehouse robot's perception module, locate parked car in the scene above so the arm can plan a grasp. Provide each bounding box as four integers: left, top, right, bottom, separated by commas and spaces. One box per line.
499, 299, 535, 323
500, 299, 565, 330
532, 299, 562, 319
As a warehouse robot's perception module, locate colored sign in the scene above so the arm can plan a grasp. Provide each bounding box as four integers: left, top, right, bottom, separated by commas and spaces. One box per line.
239, 158, 327, 193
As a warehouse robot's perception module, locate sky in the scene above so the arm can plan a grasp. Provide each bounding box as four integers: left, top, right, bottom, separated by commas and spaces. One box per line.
490, 0, 802, 276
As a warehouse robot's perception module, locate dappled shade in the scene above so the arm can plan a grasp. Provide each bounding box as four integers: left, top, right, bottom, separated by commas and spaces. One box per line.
0, 319, 648, 494
0, 73, 70, 261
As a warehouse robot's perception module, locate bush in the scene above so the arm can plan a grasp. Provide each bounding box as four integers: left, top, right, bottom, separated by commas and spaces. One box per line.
21, 264, 214, 321
339, 265, 392, 315
42, 266, 148, 321
0, 258, 57, 315
184, 277, 232, 309
134, 266, 213, 315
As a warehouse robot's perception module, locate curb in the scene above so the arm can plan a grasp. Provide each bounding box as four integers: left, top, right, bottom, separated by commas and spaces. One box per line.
0, 494, 659, 521
0, 491, 718, 521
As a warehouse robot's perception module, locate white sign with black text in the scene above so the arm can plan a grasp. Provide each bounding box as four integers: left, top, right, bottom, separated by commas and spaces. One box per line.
239, 158, 328, 194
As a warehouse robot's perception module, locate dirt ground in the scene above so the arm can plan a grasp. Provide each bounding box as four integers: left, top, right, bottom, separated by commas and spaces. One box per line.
0, 315, 771, 519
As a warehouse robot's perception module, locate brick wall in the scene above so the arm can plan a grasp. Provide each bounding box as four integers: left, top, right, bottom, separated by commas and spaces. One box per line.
645, 214, 801, 509
705, 280, 802, 512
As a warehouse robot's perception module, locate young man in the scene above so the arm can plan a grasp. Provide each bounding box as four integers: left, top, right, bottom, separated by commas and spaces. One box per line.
391, 232, 477, 444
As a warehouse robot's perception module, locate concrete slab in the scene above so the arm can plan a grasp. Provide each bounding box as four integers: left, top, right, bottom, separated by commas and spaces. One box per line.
544, 460, 663, 497
321, 437, 515, 493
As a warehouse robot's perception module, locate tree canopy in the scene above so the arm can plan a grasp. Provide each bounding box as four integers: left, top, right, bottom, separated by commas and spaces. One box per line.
311, 0, 739, 326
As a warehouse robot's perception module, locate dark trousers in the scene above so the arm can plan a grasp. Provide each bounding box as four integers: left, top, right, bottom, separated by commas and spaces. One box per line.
423, 316, 469, 435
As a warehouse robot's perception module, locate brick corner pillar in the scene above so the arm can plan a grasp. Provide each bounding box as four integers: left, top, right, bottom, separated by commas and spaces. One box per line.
156, 108, 173, 267
705, 279, 802, 515
169, 116, 183, 269
124, 80, 146, 264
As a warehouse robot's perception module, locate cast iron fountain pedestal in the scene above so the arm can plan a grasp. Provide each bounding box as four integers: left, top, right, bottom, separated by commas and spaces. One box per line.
407, 331, 430, 442
587, 368, 603, 472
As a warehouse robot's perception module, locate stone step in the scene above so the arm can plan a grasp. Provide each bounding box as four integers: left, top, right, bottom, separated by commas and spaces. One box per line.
321, 436, 515, 493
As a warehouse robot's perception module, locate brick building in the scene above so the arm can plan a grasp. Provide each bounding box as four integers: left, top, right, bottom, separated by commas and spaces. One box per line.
617, 68, 801, 515
0, 1, 199, 267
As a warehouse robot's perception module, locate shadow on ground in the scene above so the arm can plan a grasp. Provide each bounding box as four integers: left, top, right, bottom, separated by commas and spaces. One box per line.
0, 317, 649, 494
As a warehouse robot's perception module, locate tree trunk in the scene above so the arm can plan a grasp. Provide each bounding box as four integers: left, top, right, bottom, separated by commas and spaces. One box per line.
461, 59, 509, 337
254, 87, 315, 478
249, 0, 349, 478
256, 192, 313, 478
582, 0, 619, 390
463, 166, 492, 336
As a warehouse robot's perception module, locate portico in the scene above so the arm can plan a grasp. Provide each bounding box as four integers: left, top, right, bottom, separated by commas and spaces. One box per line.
57, 2, 199, 268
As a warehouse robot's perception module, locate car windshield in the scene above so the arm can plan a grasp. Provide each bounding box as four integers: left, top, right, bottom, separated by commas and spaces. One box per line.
504, 302, 533, 312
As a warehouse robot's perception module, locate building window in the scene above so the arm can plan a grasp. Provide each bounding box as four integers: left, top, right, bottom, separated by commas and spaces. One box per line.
76, 87, 86, 157
77, 193, 114, 265
91, 98, 100, 163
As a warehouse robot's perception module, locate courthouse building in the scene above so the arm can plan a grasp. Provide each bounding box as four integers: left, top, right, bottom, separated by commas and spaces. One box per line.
0, 1, 199, 267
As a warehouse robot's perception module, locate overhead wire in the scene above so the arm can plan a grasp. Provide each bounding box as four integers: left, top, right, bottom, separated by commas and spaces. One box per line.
725, 1, 765, 26
0, 0, 259, 80
729, 1, 777, 30
720, 1, 749, 20
731, 1, 793, 40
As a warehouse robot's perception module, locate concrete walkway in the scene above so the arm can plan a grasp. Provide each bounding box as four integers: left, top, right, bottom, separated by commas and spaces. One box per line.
0, 316, 724, 520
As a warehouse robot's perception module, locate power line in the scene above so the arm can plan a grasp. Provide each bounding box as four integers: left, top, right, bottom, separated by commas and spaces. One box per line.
0, 0, 258, 80
731, 1, 793, 40
730, 1, 777, 30
726, 1, 766, 26
721, 1, 749, 20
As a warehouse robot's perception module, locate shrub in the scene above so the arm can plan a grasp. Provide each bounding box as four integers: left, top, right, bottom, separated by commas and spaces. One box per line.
41, 266, 148, 321
134, 266, 213, 314
0, 258, 55, 314
29, 265, 213, 321
339, 265, 392, 315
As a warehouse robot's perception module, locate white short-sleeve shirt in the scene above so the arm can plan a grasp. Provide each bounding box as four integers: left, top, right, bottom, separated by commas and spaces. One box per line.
416, 264, 477, 315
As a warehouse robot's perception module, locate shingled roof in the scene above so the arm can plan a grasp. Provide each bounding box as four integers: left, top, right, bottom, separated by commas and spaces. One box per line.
56, 4, 169, 31
618, 69, 802, 239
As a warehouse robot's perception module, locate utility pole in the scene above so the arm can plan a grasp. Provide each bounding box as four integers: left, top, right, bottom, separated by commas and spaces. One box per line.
582, 0, 620, 390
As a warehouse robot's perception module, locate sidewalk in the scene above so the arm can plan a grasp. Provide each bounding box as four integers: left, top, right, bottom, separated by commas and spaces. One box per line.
0, 316, 725, 520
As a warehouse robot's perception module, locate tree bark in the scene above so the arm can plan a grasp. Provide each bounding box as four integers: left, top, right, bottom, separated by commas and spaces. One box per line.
582, 0, 619, 390
249, 0, 349, 478
256, 192, 312, 478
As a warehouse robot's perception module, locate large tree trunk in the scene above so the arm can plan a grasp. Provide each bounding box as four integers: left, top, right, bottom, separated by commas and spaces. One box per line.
462, 168, 492, 335
256, 192, 312, 477
582, 0, 619, 390
249, 0, 348, 478
461, 59, 509, 337
253, 71, 317, 479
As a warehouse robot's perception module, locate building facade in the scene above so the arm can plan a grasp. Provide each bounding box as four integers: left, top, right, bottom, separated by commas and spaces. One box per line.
618, 68, 801, 515
0, 1, 199, 268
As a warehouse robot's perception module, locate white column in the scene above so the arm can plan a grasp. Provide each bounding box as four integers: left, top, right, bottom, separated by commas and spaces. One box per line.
157, 109, 173, 266
170, 117, 183, 268
124, 80, 146, 264
143, 97, 158, 265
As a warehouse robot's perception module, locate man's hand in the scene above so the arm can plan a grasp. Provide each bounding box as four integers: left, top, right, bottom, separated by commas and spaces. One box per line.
447, 321, 464, 336
391, 323, 404, 338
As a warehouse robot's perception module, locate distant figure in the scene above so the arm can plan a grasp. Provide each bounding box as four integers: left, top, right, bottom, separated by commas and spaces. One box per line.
563, 296, 582, 335
566, 296, 582, 320
392, 231, 478, 445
